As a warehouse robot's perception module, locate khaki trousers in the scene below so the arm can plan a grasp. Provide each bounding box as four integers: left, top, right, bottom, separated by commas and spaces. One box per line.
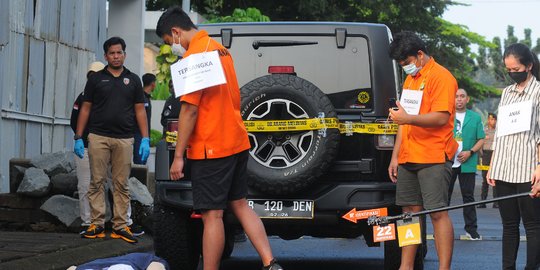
88, 133, 133, 231
75, 149, 133, 226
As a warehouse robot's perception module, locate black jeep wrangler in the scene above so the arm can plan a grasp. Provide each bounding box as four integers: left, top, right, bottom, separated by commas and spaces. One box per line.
153, 22, 425, 270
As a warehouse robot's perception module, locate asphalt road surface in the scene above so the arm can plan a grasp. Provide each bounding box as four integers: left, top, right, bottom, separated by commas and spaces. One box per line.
216, 178, 529, 270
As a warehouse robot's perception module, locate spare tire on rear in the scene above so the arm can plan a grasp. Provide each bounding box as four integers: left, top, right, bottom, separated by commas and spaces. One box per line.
240, 74, 340, 195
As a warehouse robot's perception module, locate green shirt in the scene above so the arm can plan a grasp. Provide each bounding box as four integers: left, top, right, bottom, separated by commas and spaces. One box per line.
453, 109, 485, 173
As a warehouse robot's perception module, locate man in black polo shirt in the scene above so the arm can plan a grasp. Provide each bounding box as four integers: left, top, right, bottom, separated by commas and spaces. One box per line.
74, 36, 150, 244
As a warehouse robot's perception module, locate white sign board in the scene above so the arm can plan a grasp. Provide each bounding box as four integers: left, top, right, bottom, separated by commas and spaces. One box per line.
170, 50, 227, 97
497, 100, 532, 137
400, 89, 424, 115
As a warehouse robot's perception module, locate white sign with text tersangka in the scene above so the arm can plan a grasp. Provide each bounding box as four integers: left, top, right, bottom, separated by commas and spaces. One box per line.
497, 100, 532, 137
399, 89, 424, 115
170, 50, 227, 97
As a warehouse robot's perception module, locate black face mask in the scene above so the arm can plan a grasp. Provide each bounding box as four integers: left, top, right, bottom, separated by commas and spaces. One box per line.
508, 71, 528, 84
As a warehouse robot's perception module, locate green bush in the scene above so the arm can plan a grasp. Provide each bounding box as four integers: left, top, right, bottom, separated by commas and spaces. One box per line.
152, 81, 171, 100
152, 44, 177, 100
150, 129, 163, 147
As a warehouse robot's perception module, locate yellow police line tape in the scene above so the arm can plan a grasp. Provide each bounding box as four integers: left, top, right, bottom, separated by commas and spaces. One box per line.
165, 118, 397, 143
477, 165, 490, 171
166, 132, 177, 143
243, 118, 398, 135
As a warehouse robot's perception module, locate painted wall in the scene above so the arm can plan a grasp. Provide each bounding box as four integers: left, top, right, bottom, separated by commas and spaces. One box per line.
0, 0, 107, 193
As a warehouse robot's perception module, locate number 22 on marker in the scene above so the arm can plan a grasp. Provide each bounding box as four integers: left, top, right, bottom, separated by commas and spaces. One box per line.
373, 224, 396, 242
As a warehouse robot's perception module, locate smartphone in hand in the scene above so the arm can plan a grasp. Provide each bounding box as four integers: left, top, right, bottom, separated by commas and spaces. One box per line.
388, 98, 398, 111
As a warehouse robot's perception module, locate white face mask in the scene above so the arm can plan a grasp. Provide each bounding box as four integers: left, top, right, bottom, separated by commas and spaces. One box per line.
402, 58, 421, 76
171, 32, 186, 56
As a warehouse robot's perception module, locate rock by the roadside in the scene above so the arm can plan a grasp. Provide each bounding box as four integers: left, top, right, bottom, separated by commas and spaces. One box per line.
17, 168, 50, 197
50, 171, 78, 196
30, 151, 75, 176
10, 165, 28, 193
40, 195, 79, 227
128, 177, 153, 206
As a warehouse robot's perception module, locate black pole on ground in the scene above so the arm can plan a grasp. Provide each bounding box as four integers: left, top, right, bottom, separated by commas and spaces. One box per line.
367, 192, 531, 226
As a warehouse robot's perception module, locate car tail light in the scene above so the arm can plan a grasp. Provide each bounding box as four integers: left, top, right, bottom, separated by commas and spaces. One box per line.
190, 211, 202, 219
268, 66, 295, 74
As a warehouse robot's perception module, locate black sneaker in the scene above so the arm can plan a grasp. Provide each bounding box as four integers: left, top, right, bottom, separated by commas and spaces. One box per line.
466, 231, 482, 241
129, 224, 145, 237
262, 259, 283, 270
79, 225, 90, 235
111, 227, 138, 243
81, 224, 105, 239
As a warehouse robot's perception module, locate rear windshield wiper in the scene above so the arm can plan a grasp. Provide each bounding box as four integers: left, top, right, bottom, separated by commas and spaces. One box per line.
252, 40, 318, 50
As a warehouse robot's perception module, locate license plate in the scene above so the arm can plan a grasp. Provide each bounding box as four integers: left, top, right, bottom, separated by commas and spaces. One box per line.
247, 199, 314, 219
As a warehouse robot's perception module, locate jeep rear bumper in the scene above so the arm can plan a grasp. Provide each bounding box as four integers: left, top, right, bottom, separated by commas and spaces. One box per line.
155, 180, 396, 211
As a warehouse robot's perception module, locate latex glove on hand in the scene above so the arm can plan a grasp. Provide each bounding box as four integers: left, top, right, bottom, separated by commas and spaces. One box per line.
139, 137, 150, 164
74, 139, 85, 159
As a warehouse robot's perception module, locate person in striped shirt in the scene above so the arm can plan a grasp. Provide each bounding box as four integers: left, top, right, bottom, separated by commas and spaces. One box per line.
487, 43, 540, 270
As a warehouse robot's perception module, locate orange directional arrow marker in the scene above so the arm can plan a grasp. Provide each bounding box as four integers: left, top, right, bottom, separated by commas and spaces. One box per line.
342, 207, 388, 223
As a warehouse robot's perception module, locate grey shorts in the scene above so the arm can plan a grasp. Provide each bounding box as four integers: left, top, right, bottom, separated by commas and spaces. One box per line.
395, 161, 452, 210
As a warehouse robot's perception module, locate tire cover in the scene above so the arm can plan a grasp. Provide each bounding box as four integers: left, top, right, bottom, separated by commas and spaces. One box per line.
240, 74, 339, 195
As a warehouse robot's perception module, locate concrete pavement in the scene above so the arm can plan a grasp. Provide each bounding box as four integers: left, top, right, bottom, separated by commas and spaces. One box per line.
0, 231, 153, 270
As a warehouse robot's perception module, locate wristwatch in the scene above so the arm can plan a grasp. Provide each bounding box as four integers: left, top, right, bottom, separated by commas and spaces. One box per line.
74, 134, 82, 140
469, 149, 476, 154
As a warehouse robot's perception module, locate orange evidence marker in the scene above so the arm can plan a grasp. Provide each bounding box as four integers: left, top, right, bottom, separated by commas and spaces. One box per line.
342, 207, 388, 224
373, 224, 396, 242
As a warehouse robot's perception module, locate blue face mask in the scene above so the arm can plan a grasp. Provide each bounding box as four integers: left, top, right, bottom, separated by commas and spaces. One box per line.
402, 58, 421, 76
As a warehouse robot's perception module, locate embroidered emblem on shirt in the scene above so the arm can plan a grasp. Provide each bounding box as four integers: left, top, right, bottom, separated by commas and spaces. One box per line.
123, 78, 130, 85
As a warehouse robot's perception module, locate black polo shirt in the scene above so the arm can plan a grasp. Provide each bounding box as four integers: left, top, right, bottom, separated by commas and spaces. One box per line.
134, 92, 152, 136
83, 66, 145, 138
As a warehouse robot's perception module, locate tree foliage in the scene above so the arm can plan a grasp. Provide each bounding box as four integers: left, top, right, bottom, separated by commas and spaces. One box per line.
204, 7, 270, 23
152, 44, 178, 100
475, 26, 540, 89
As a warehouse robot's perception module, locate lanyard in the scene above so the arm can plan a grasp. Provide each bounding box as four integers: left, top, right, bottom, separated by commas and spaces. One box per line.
204, 37, 211, 52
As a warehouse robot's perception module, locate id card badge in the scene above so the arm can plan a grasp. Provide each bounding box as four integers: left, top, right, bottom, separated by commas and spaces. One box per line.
497, 100, 532, 137
400, 89, 423, 115
397, 216, 422, 247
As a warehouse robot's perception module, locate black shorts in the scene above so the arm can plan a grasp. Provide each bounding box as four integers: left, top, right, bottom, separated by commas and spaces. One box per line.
190, 150, 248, 210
